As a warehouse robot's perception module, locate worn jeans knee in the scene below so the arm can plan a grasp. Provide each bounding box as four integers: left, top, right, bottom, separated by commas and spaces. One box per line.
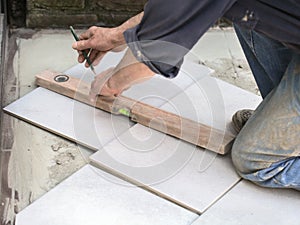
231, 54, 300, 189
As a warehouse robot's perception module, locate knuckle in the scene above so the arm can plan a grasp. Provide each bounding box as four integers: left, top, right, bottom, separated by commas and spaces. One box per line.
90, 26, 97, 32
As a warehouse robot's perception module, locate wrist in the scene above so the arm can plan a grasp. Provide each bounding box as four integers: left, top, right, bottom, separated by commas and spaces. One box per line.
112, 12, 144, 48
111, 26, 126, 47
111, 63, 155, 88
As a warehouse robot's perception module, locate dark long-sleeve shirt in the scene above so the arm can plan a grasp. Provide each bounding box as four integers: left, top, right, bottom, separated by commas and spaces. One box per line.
124, 0, 300, 77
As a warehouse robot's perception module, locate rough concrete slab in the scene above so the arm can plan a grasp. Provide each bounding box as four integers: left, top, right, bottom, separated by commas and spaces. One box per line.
0, 14, 3, 62
188, 29, 245, 63
15, 165, 198, 225
0, 13, 4, 103
187, 28, 259, 96
15, 30, 78, 97
90, 124, 241, 213
192, 180, 300, 225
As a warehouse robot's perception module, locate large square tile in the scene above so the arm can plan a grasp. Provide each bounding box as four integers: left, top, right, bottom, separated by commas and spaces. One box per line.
161, 76, 261, 135
16, 165, 198, 225
192, 180, 300, 225
4, 87, 132, 150
90, 124, 241, 213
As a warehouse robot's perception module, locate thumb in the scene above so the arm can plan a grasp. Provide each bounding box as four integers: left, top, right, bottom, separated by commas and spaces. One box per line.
72, 40, 91, 51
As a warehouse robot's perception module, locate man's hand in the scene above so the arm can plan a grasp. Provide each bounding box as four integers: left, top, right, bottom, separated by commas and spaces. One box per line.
89, 63, 155, 101
71, 12, 151, 100
89, 50, 155, 101
72, 26, 125, 68
72, 12, 144, 67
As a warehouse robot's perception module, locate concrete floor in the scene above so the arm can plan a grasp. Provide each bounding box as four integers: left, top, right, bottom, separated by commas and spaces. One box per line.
1, 28, 258, 224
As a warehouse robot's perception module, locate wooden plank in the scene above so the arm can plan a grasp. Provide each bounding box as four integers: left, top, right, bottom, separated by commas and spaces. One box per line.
36, 70, 235, 154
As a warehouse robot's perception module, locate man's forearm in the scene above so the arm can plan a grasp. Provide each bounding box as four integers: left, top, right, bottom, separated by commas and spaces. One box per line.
114, 12, 144, 45
119, 12, 144, 31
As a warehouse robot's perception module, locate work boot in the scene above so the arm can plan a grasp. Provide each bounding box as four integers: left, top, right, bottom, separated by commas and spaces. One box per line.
232, 109, 254, 133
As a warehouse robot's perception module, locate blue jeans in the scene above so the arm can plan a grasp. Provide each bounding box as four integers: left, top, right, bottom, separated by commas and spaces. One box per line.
232, 25, 300, 190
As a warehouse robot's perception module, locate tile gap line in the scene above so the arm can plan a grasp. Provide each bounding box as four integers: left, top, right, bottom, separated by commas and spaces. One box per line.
201, 177, 243, 215
89, 160, 202, 216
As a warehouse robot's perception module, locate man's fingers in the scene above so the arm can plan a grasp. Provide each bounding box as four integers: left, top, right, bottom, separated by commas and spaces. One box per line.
79, 26, 96, 39
89, 68, 116, 101
78, 52, 85, 63
89, 80, 111, 101
76, 49, 91, 67
72, 40, 91, 51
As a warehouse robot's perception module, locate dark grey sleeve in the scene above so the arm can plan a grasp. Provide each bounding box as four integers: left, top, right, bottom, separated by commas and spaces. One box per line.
124, 0, 236, 78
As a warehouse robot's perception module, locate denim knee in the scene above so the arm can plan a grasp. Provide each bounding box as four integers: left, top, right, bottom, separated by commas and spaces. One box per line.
231, 132, 273, 177
232, 140, 300, 190
232, 54, 300, 179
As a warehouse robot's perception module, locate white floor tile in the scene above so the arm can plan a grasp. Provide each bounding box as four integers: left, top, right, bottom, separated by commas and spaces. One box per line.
16, 165, 198, 225
4, 87, 132, 150
122, 61, 212, 107
90, 124, 241, 213
192, 180, 300, 225
161, 76, 262, 135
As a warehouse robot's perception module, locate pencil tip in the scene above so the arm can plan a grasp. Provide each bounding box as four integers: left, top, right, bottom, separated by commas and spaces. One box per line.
91, 67, 97, 75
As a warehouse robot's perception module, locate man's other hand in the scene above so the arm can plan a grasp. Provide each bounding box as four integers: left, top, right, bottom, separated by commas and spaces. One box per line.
72, 26, 126, 68
89, 62, 155, 101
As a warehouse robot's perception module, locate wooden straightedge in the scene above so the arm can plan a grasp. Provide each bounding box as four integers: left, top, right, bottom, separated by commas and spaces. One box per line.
36, 70, 235, 154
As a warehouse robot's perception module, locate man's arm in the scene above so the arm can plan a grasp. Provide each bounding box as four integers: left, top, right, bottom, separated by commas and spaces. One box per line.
76, 0, 237, 98
124, 0, 236, 78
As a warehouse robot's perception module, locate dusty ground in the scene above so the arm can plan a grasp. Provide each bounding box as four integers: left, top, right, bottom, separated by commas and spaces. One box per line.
206, 58, 260, 96
0, 28, 259, 224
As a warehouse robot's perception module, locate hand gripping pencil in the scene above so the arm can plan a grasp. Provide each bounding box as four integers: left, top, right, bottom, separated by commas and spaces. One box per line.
70, 26, 96, 75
